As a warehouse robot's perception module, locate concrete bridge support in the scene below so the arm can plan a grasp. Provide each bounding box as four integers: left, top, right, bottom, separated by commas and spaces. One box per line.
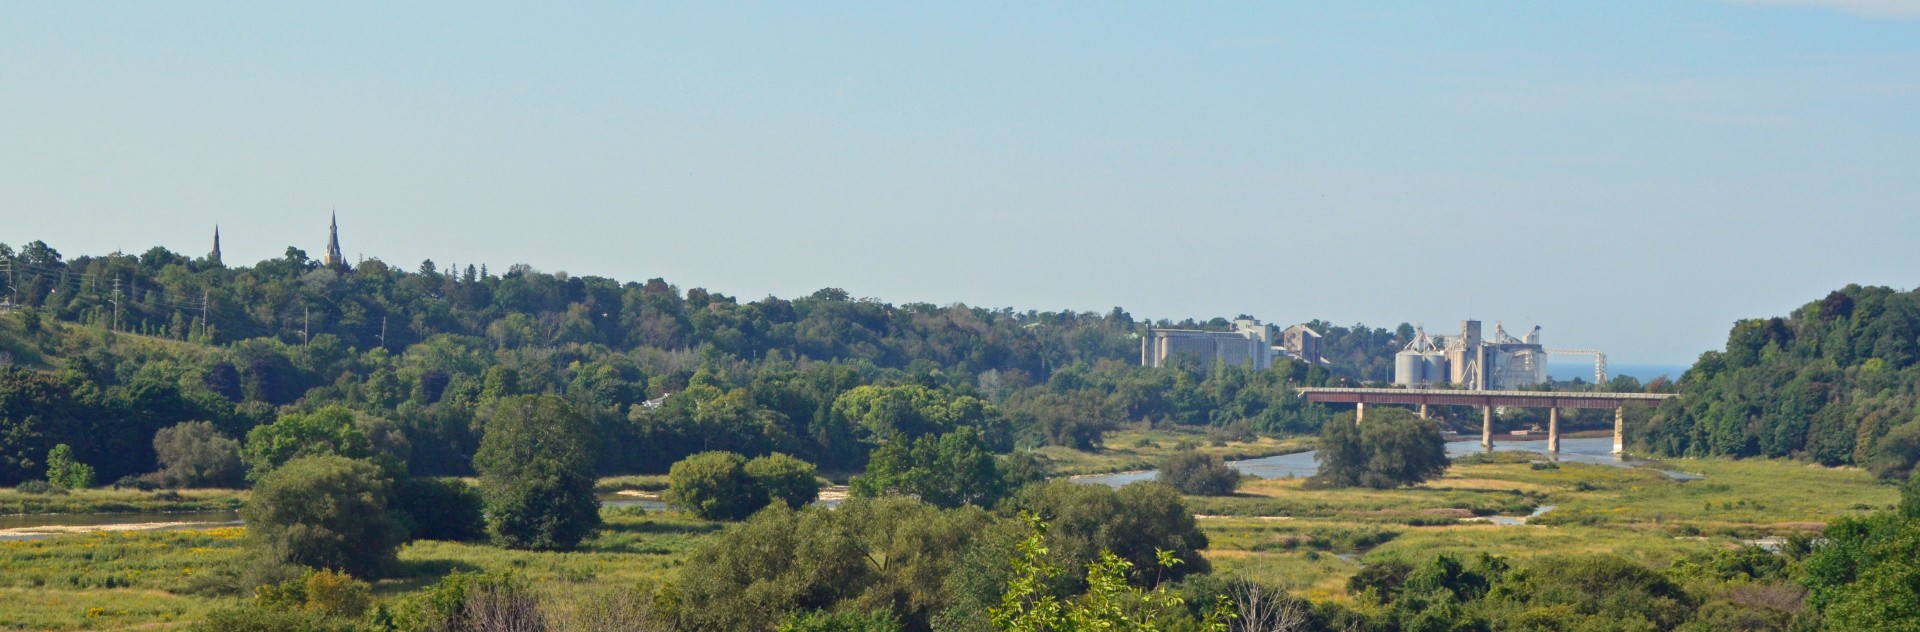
1547, 408, 1560, 454
1481, 406, 1493, 451
1356, 402, 1366, 424
1418, 404, 1429, 419
1613, 407, 1625, 455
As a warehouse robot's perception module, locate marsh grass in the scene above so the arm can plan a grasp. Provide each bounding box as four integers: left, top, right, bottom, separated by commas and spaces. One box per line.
1531, 458, 1896, 530
1188, 477, 1541, 519
1040, 429, 1312, 477
0, 508, 728, 629
0, 527, 249, 629
1197, 455, 1897, 602
383, 509, 724, 597
0, 487, 246, 515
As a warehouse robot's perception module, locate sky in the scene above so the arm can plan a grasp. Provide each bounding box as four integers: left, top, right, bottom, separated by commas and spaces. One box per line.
2, 2, 1916, 365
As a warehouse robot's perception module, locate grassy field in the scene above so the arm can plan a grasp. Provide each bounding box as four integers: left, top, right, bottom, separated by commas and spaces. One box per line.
0, 488, 246, 516
0, 527, 248, 629
1039, 428, 1314, 477
1196, 453, 1897, 602
0, 509, 723, 630
0, 446, 1897, 629
381, 508, 720, 596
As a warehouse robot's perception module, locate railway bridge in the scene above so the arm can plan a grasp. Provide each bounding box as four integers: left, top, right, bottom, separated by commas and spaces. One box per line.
1294, 387, 1675, 455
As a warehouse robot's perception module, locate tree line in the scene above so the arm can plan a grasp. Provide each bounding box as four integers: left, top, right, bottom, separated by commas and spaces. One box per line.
1644, 285, 1920, 481
0, 239, 1388, 487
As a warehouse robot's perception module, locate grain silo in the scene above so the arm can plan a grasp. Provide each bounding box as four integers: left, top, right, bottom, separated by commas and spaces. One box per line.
1393, 326, 1444, 387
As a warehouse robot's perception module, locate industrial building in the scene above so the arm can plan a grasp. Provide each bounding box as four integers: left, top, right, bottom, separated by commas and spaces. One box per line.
1394, 320, 1550, 390
1280, 324, 1324, 365
1141, 318, 1282, 372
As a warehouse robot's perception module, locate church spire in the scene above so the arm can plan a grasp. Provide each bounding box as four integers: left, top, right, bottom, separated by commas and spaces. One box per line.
323, 211, 346, 270
210, 225, 223, 266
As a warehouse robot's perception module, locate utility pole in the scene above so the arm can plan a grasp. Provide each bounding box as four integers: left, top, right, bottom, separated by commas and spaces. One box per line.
201, 290, 210, 341
378, 316, 387, 349
303, 305, 310, 348
110, 278, 121, 332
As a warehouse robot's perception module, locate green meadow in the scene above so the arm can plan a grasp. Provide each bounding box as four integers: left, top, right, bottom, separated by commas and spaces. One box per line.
0, 445, 1896, 629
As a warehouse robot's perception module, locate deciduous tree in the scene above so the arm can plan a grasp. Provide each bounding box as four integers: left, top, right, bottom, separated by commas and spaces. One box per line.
474, 395, 601, 550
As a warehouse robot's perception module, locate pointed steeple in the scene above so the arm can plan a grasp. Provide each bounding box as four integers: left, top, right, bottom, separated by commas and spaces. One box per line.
323, 210, 346, 270
210, 225, 223, 266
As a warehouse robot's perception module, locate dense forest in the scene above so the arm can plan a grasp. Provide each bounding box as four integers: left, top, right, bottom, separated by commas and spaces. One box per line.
0, 239, 1421, 485
1645, 285, 1920, 480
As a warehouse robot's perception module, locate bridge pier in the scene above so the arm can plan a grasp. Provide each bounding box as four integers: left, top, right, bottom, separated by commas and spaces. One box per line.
1481, 406, 1493, 451
1356, 402, 1366, 424
1613, 407, 1625, 456
1291, 388, 1675, 457
1547, 408, 1560, 454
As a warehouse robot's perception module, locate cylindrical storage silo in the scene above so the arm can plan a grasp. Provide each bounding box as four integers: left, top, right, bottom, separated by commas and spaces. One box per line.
1394, 351, 1423, 387
1424, 353, 1450, 386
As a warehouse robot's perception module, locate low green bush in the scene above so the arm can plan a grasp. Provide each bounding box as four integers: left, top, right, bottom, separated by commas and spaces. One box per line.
15, 480, 62, 495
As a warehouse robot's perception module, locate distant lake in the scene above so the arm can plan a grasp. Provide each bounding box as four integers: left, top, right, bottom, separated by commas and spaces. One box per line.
1547, 362, 1687, 383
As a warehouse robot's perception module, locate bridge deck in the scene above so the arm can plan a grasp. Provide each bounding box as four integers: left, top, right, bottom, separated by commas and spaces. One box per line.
1296, 387, 1673, 409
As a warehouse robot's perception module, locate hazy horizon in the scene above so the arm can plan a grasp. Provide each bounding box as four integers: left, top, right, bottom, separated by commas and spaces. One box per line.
5, 2, 1916, 365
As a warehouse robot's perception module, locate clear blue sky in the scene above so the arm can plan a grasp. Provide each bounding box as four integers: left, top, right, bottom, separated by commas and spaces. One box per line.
3, 2, 1916, 364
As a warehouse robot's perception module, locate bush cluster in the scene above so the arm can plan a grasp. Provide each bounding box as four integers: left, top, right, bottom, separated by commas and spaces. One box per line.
666, 450, 819, 521
1157, 450, 1242, 496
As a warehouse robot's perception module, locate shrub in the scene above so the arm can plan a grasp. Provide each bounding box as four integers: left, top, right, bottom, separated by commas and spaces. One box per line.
1157, 450, 1242, 496
1007, 480, 1210, 587
45, 443, 95, 489
151, 421, 244, 488
112, 474, 157, 491
389, 571, 544, 632
666, 451, 766, 521
1880, 423, 1920, 482
670, 497, 996, 631
1206, 421, 1255, 444
15, 479, 61, 495
746, 452, 821, 510
189, 605, 355, 632
393, 477, 486, 542
254, 568, 373, 618
241, 455, 407, 578
474, 395, 601, 550
779, 609, 904, 631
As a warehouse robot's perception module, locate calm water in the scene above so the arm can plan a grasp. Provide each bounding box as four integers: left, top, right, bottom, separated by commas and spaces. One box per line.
1074, 436, 1700, 487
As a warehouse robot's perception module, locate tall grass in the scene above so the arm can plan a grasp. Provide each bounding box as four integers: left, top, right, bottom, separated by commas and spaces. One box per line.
1040, 429, 1313, 477
0, 488, 245, 515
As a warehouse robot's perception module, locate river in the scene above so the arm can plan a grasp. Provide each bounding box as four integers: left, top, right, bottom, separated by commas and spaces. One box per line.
3, 439, 1689, 540
1072, 436, 1701, 487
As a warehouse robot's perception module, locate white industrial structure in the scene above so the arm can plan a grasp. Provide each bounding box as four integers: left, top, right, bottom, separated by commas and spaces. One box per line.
1548, 349, 1609, 385
1394, 320, 1557, 391
1141, 318, 1283, 372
